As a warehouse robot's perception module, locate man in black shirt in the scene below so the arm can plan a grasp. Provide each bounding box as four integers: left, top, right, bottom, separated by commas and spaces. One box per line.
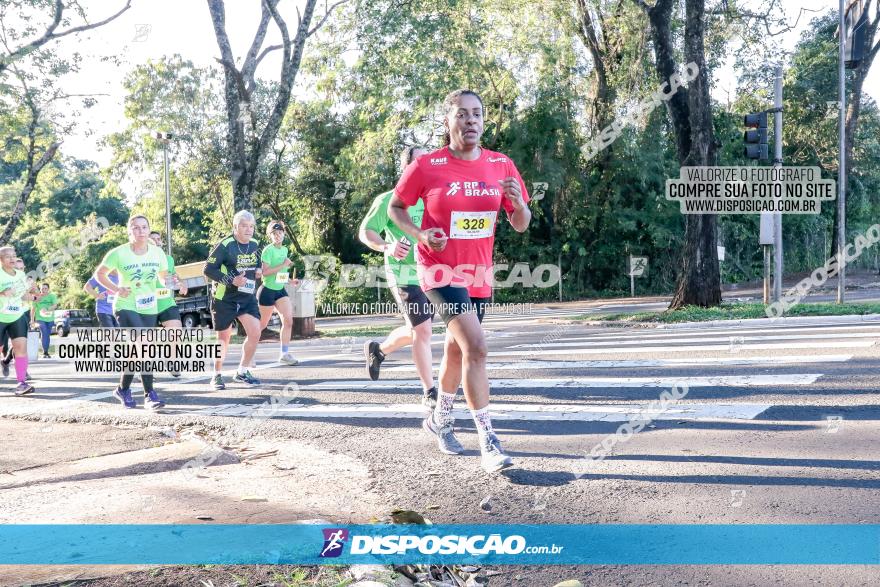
204, 210, 263, 390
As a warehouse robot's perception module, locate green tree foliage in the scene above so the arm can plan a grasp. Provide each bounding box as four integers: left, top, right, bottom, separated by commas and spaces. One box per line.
104, 56, 230, 262
6, 1, 880, 314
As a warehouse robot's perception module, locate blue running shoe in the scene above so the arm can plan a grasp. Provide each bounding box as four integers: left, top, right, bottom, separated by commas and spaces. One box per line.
15, 382, 35, 396
232, 370, 261, 386
113, 386, 135, 409
144, 390, 165, 411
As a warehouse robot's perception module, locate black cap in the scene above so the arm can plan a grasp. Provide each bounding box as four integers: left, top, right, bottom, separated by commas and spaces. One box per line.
271, 223, 284, 231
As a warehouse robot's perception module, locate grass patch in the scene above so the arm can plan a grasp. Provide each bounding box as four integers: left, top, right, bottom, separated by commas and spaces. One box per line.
581, 302, 880, 324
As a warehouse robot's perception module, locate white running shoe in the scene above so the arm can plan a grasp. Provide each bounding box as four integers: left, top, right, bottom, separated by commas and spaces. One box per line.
279, 351, 299, 365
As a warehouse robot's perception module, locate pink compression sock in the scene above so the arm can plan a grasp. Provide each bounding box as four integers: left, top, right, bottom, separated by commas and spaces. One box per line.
14, 357, 27, 383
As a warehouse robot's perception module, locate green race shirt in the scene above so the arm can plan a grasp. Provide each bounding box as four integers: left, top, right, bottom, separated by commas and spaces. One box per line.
34, 292, 58, 322
156, 254, 177, 312
261, 244, 290, 291
359, 190, 423, 287
0, 269, 28, 324
100, 243, 169, 315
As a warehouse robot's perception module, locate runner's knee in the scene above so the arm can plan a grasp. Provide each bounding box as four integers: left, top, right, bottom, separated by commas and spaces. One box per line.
445, 337, 463, 360
412, 321, 431, 343
461, 338, 488, 364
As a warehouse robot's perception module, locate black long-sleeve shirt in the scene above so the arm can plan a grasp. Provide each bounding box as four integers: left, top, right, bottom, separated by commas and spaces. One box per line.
204, 235, 262, 302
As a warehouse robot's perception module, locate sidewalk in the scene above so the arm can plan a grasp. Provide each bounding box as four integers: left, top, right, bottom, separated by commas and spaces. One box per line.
0, 418, 384, 586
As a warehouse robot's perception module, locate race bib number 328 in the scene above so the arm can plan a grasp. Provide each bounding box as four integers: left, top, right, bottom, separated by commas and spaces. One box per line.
450, 210, 497, 239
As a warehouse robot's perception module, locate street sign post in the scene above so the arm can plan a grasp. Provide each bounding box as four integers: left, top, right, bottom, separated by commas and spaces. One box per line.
629, 256, 647, 297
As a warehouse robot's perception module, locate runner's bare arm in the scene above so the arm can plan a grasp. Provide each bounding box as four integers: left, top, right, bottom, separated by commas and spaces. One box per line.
83, 281, 101, 298
358, 228, 388, 253
501, 177, 531, 232
260, 258, 292, 278
388, 194, 421, 240
95, 264, 128, 297
389, 193, 447, 252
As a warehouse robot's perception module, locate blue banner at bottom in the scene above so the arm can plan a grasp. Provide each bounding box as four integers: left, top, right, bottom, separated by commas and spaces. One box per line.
0, 525, 878, 565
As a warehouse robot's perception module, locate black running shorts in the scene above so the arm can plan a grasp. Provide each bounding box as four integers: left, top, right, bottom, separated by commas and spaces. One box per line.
425, 285, 489, 326
210, 297, 260, 331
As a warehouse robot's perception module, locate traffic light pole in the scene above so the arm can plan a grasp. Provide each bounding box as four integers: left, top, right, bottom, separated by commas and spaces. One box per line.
744, 104, 772, 304
837, 0, 847, 303
773, 66, 783, 303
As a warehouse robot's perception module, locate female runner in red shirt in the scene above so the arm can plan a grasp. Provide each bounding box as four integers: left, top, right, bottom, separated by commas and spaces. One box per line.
388, 89, 531, 473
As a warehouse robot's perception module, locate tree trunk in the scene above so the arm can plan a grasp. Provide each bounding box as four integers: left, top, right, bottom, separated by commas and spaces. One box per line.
206, 0, 331, 212
669, 0, 720, 308
830, 12, 879, 257
635, 0, 720, 308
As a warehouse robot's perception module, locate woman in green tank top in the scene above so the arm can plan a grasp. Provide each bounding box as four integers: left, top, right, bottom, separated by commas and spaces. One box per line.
257, 220, 299, 365
0, 246, 39, 396
94, 215, 170, 411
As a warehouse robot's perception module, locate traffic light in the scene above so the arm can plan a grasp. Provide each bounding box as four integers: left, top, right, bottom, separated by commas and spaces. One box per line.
843, 0, 869, 69
743, 112, 768, 160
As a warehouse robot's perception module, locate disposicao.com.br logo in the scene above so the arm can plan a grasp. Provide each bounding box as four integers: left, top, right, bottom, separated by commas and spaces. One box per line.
322, 530, 563, 556
319, 528, 349, 558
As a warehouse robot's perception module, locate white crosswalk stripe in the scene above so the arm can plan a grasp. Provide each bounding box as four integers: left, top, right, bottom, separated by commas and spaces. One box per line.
383, 354, 853, 372
508, 331, 880, 349
182, 401, 772, 422
6, 318, 872, 425
542, 323, 880, 343
496, 340, 874, 356
301, 374, 820, 390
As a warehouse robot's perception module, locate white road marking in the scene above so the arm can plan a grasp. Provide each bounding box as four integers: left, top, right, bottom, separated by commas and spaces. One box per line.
544, 323, 880, 343
176, 353, 356, 383
509, 331, 880, 349
301, 373, 821, 390
0, 391, 115, 415
497, 341, 874, 356
383, 354, 853, 372
182, 401, 771, 421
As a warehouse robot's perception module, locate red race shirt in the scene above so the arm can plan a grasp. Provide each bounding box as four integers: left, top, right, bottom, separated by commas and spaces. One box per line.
394, 146, 530, 298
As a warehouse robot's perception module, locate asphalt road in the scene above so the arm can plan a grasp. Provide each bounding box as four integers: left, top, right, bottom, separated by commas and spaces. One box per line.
1, 305, 879, 586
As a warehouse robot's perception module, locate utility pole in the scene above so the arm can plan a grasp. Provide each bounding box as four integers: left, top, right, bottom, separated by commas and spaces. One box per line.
155, 131, 174, 257
837, 0, 847, 303
773, 65, 783, 303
